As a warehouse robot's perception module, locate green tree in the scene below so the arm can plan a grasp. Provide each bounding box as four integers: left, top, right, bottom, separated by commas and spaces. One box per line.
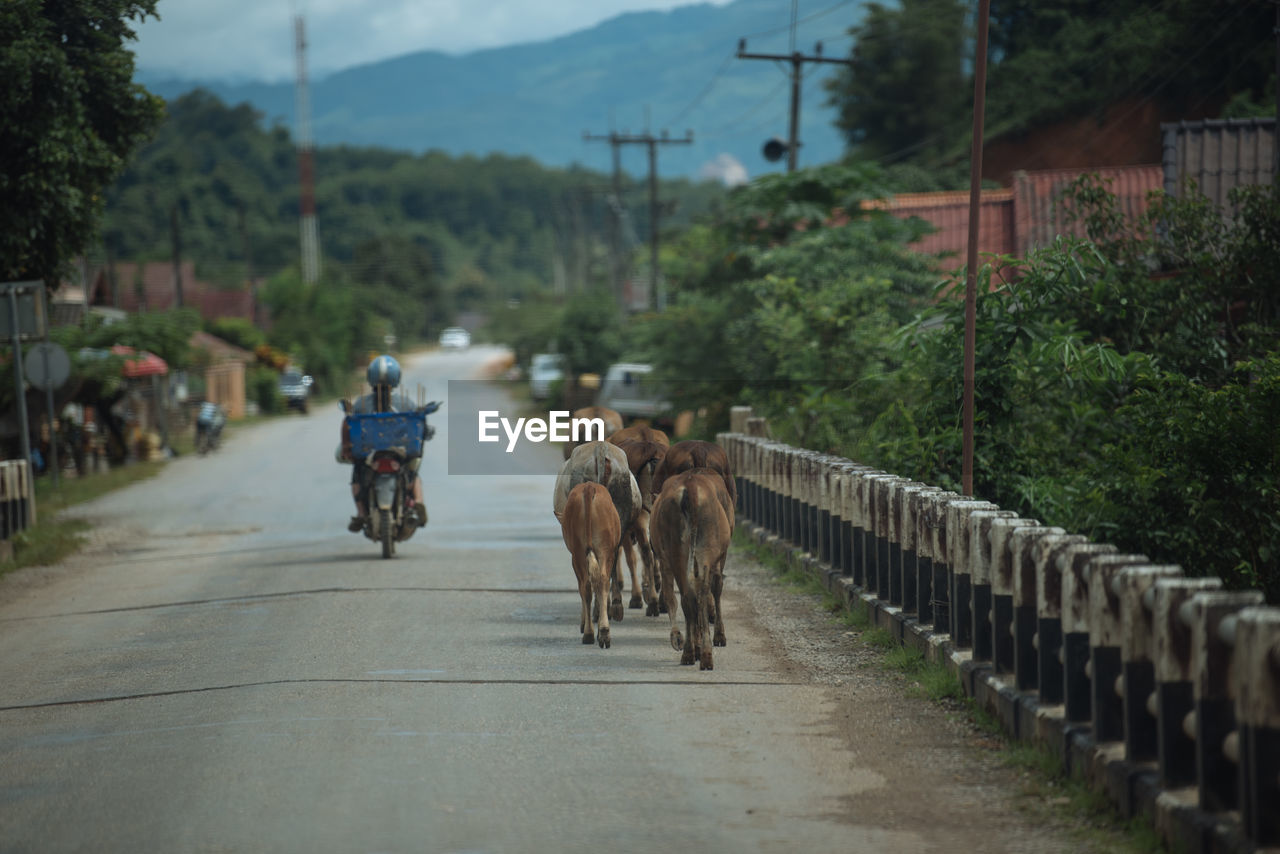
0, 0, 163, 286
823, 0, 969, 163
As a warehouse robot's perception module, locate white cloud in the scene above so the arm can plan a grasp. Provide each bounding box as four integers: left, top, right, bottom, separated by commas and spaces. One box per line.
133, 0, 734, 82
698, 153, 749, 187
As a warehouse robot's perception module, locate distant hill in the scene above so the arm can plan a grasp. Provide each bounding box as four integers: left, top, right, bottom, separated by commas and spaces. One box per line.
137, 0, 862, 181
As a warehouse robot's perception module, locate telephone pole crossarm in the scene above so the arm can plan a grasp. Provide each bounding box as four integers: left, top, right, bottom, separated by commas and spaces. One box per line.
735, 40, 852, 172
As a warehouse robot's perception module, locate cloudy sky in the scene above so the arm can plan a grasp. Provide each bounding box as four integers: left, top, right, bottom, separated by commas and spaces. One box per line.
131, 0, 735, 82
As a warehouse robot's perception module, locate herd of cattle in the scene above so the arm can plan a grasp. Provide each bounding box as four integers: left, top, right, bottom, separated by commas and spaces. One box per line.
551, 407, 737, 670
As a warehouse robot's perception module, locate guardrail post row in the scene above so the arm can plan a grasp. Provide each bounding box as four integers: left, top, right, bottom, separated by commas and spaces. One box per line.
946, 500, 1000, 650
1009, 525, 1065, 692
1234, 606, 1280, 847
1187, 590, 1265, 813
1059, 545, 1121, 722
969, 511, 1021, 664
1151, 577, 1223, 788
1115, 565, 1185, 763
1031, 534, 1089, 704
816, 456, 835, 566
1088, 555, 1154, 743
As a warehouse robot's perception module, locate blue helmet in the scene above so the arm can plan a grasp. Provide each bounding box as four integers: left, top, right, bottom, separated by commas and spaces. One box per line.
367, 355, 401, 388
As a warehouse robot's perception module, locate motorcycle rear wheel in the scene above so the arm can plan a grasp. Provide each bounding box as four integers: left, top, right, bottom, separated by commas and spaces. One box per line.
380, 508, 394, 559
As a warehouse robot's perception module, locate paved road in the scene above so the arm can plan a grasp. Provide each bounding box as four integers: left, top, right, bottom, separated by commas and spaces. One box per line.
0, 347, 1069, 853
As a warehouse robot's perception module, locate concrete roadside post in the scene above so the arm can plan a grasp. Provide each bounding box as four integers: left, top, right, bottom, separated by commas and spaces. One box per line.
946, 500, 1000, 651
818, 456, 839, 568
918, 491, 959, 631
871, 476, 901, 602
1088, 555, 1154, 744
1233, 606, 1280, 847
859, 474, 892, 595
1009, 525, 1065, 691
900, 484, 939, 618
887, 481, 925, 609
970, 511, 1020, 664
1151, 577, 1222, 788
1059, 545, 1121, 723
1115, 565, 1184, 762
1186, 590, 1265, 812
1031, 534, 1089, 705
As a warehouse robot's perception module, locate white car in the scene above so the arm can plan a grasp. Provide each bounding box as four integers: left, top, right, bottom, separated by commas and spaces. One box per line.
528, 353, 564, 401
439, 327, 470, 349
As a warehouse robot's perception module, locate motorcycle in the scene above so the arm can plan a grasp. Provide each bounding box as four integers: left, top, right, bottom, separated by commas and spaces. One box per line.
195, 403, 227, 456
339, 400, 441, 558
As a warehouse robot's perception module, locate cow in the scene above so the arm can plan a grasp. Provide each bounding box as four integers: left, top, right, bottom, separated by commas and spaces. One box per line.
607, 424, 670, 450
560, 482, 622, 648
562, 406, 623, 459
553, 440, 642, 621
649, 469, 733, 670
612, 438, 667, 615
651, 439, 736, 507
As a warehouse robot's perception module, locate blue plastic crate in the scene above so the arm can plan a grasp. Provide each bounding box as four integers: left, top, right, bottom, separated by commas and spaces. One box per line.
346, 411, 426, 458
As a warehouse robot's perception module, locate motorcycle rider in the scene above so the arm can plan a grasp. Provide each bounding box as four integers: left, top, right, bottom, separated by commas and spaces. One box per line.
342, 355, 430, 533
194, 400, 226, 450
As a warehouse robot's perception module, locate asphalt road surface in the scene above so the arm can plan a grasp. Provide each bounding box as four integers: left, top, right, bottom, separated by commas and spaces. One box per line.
0, 347, 1073, 854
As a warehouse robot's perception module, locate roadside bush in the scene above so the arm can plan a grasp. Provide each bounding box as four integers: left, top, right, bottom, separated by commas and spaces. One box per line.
248, 365, 283, 414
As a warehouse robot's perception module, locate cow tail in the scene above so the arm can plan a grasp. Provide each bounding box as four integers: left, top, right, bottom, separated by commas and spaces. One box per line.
679, 486, 697, 587
587, 548, 601, 593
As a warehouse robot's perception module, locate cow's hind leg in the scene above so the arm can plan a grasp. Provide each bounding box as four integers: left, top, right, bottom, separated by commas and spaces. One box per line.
635, 515, 659, 615
623, 530, 643, 610
679, 591, 697, 666
593, 549, 611, 649
608, 545, 625, 622
574, 556, 593, 645
711, 564, 726, 647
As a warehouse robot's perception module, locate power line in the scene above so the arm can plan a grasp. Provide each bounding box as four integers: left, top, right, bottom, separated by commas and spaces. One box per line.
663, 50, 739, 128
738, 0, 857, 43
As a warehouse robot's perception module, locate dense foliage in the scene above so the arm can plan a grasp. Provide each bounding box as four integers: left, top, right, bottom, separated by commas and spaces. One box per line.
633, 163, 1279, 601
824, 0, 1275, 170
0, 0, 163, 286
100, 91, 724, 342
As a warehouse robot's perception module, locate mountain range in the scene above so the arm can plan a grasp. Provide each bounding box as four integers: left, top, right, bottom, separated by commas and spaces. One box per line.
137, 0, 863, 182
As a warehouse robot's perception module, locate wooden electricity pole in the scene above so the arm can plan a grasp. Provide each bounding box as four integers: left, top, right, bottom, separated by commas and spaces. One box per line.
584, 129, 693, 312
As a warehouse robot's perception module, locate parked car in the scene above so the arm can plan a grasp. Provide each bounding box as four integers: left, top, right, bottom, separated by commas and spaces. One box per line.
439, 327, 471, 349
528, 353, 564, 401
596, 363, 669, 422
279, 368, 313, 414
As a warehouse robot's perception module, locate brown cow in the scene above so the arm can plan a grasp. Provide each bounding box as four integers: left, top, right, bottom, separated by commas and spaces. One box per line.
607, 424, 670, 450
613, 438, 667, 615
651, 439, 736, 505
553, 441, 642, 620
560, 482, 622, 648
562, 406, 623, 459
649, 470, 732, 670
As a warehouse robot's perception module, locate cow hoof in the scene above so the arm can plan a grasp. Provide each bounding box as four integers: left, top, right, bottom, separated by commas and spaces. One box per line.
658, 601, 669, 614
645, 602, 659, 618
628, 596, 642, 609
714, 634, 726, 647
582, 633, 594, 645
670, 631, 684, 652
700, 651, 714, 671
598, 629, 611, 649
680, 649, 695, 666
609, 602, 624, 621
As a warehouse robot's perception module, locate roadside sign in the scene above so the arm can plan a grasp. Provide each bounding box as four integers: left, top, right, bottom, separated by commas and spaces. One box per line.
25, 341, 71, 391
0, 281, 45, 340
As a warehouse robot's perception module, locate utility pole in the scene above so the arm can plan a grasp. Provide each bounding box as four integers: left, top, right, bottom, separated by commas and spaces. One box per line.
584, 128, 692, 312
169, 203, 184, 308
737, 39, 851, 172
294, 14, 320, 284
962, 0, 993, 498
